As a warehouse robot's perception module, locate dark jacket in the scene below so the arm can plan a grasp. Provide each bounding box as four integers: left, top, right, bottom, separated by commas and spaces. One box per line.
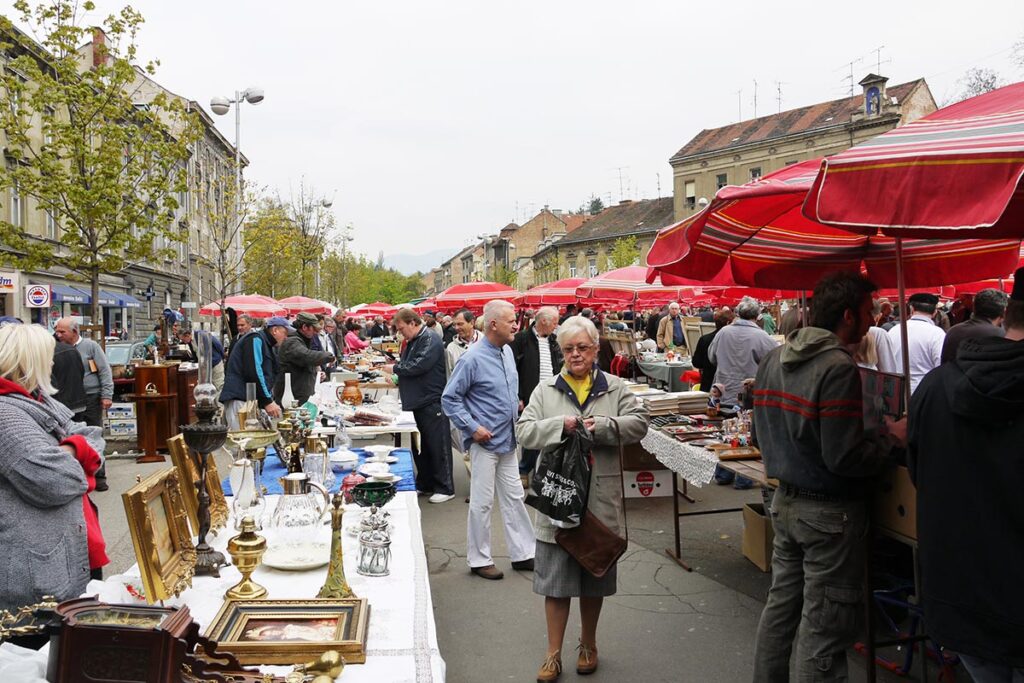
940, 316, 1005, 364
691, 329, 719, 391
368, 323, 387, 338
908, 336, 1024, 666
645, 312, 663, 342
394, 326, 446, 410
274, 330, 335, 406
753, 327, 895, 497
51, 340, 88, 414
510, 326, 564, 405
220, 329, 280, 407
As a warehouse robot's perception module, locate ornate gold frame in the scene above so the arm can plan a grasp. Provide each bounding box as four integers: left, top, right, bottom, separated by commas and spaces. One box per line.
167, 434, 229, 537
204, 598, 369, 665
122, 467, 196, 603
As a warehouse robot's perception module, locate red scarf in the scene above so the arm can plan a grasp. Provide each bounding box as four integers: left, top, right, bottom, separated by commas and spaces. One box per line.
60, 435, 109, 570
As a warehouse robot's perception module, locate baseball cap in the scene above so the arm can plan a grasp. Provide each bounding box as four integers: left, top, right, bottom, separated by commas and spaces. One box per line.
265, 316, 290, 328
0, 316, 22, 327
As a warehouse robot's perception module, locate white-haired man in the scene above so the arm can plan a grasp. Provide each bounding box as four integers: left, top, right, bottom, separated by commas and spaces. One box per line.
511, 306, 563, 485
656, 302, 688, 353
442, 300, 536, 580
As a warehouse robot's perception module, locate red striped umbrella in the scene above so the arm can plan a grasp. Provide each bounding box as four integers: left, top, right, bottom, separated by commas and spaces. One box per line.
575, 266, 695, 306
646, 158, 1021, 289
804, 81, 1024, 238
198, 294, 286, 318
433, 282, 520, 312
412, 298, 437, 312
278, 295, 334, 316
349, 302, 398, 317
520, 278, 586, 306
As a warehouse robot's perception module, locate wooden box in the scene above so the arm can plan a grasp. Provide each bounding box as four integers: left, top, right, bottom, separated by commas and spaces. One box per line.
873, 464, 917, 541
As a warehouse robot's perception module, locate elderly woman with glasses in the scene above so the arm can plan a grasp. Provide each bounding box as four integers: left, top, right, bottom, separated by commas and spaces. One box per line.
517, 315, 649, 681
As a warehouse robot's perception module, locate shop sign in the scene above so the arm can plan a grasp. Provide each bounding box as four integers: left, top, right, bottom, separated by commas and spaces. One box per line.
634, 471, 655, 497
25, 284, 52, 308
0, 272, 16, 292
181, 301, 197, 309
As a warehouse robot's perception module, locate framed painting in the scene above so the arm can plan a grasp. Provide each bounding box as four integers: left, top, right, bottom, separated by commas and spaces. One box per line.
204, 598, 369, 665
167, 434, 229, 537
122, 467, 196, 603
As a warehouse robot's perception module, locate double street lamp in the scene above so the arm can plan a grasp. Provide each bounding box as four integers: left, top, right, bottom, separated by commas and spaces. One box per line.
210, 87, 265, 217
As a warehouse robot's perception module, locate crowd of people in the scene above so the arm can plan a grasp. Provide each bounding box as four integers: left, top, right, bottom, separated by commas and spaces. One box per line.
0, 270, 1020, 681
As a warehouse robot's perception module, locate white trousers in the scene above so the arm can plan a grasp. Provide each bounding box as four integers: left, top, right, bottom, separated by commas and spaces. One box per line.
467, 443, 536, 568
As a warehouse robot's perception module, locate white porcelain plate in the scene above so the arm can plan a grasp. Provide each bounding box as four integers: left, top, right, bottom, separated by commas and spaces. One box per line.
358, 462, 391, 477
369, 473, 402, 484
261, 542, 331, 571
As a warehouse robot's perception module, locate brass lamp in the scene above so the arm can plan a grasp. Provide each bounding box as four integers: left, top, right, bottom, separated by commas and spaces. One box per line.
225, 516, 268, 600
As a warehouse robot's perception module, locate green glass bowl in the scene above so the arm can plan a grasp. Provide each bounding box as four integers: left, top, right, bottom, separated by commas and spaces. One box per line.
351, 481, 397, 508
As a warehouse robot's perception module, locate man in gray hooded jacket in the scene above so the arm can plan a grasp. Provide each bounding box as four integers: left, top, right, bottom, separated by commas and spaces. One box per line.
751, 272, 906, 682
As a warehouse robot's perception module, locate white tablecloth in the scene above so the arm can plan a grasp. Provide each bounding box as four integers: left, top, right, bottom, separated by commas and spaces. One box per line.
87, 492, 445, 682
641, 428, 719, 486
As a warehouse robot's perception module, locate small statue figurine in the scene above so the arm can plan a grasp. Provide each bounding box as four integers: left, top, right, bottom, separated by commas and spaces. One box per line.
317, 494, 356, 599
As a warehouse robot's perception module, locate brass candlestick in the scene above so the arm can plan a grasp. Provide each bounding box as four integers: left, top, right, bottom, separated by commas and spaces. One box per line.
225, 516, 268, 600
317, 494, 356, 599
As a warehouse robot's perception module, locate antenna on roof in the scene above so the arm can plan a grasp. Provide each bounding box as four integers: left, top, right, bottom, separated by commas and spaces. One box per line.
752, 79, 758, 118
837, 56, 864, 96
775, 80, 787, 113
736, 88, 743, 121
656, 172, 661, 198
613, 167, 628, 201
872, 45, 892, 74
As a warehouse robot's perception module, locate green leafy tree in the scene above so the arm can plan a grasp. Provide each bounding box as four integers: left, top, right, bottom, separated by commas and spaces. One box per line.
286, 181, 334, 296
608, 235, 640, 268
241, 200, 300, 298
0, 2, 199, 325
587, 195, 605, 215
491, 262, 517, 288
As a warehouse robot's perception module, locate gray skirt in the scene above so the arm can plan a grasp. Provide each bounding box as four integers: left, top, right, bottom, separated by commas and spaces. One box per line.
532, 540, 618, 598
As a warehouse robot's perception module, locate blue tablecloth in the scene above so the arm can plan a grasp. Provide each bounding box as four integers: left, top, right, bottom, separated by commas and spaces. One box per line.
222, 446, 416, 495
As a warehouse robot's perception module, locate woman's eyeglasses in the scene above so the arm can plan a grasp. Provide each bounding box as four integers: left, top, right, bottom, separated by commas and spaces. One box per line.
561, 344, 595, 356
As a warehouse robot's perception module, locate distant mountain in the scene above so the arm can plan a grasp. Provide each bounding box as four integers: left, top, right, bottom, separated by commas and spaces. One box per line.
381, 247, 459, 276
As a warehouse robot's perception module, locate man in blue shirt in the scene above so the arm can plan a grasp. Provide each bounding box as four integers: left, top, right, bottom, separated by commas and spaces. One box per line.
443, 300, 536, 581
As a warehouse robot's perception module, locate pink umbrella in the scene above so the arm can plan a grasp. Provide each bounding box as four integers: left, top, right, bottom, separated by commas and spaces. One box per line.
198, 294, 286, 318
349, 302, 398, 317
278, 295, 334, 316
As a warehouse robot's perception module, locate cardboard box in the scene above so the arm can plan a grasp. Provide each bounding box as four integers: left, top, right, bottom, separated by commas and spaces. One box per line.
620, 442, 667, 472
742, 503, 775, 572
623, 469, 672, 498
873, 464, 917, 541
106, 401, 135, 418
105, 418, 137, 437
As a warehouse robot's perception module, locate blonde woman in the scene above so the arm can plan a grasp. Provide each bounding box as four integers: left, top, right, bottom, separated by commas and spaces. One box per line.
517, 315, 649, 680
0, 323, 106, 614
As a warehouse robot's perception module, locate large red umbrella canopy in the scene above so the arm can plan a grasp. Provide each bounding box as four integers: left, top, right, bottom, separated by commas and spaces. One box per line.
412, 298, 437, 313
646, 158, 1021, 290
198, 294, 286, 318
520, 278, 586, 306
278, 295, 334, 316
349, 302, 398, 317
433, 281, 520, 312
575, 266, 695, 306
804, 81, 1024, 238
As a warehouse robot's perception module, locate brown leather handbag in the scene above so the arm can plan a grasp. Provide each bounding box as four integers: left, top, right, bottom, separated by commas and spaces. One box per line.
555, 418, 628, 578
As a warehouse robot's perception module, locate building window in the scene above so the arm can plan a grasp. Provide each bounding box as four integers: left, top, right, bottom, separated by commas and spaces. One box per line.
43, 107, 55, 146
716, 173, 728, 190
9, 180, 22, 228
749, 167, 762, 181
684, 180, 696, 210
45, 208, 58, 239
569, 263, 577, 278
588, 258, 598, 277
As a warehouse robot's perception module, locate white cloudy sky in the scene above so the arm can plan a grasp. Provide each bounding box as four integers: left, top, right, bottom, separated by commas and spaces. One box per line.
7, 0, 1024, 262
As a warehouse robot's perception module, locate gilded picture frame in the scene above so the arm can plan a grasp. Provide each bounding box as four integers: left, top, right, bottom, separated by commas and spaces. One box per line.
204, 598, 369, 665
122, 467, 196, 603
167, 434, 229, 537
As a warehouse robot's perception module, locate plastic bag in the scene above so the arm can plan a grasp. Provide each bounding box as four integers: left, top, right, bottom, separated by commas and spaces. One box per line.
525, 420, 593, 528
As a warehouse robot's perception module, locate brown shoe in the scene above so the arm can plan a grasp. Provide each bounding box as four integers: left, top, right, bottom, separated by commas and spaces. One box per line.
470, 564, 504, 580
536, 651, 561, 682
520, 474, 530, 488
576, 641, 598, 675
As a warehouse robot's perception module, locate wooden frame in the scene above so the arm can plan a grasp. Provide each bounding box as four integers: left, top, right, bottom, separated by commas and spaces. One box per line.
167, 434, 229, 537
204, 598, 369, 665
121, 468, 196, 603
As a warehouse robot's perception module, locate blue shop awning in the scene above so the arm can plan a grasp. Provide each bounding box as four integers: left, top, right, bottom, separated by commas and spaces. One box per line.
114, 291, 143, 309
97, 290, 119, 307
50, 284, 90, 304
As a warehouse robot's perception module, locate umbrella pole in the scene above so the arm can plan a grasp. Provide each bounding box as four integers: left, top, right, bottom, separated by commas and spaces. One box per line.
895, 238, 912, 414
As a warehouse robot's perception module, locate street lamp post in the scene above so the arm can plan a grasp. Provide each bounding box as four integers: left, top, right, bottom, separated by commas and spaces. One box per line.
339, 222, 355, 309
209, 87, 264, 209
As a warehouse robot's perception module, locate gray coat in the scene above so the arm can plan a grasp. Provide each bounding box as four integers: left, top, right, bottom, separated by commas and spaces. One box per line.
516, 371, 649, 543
0, 391, 104, 610
708, 319, 780, 404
